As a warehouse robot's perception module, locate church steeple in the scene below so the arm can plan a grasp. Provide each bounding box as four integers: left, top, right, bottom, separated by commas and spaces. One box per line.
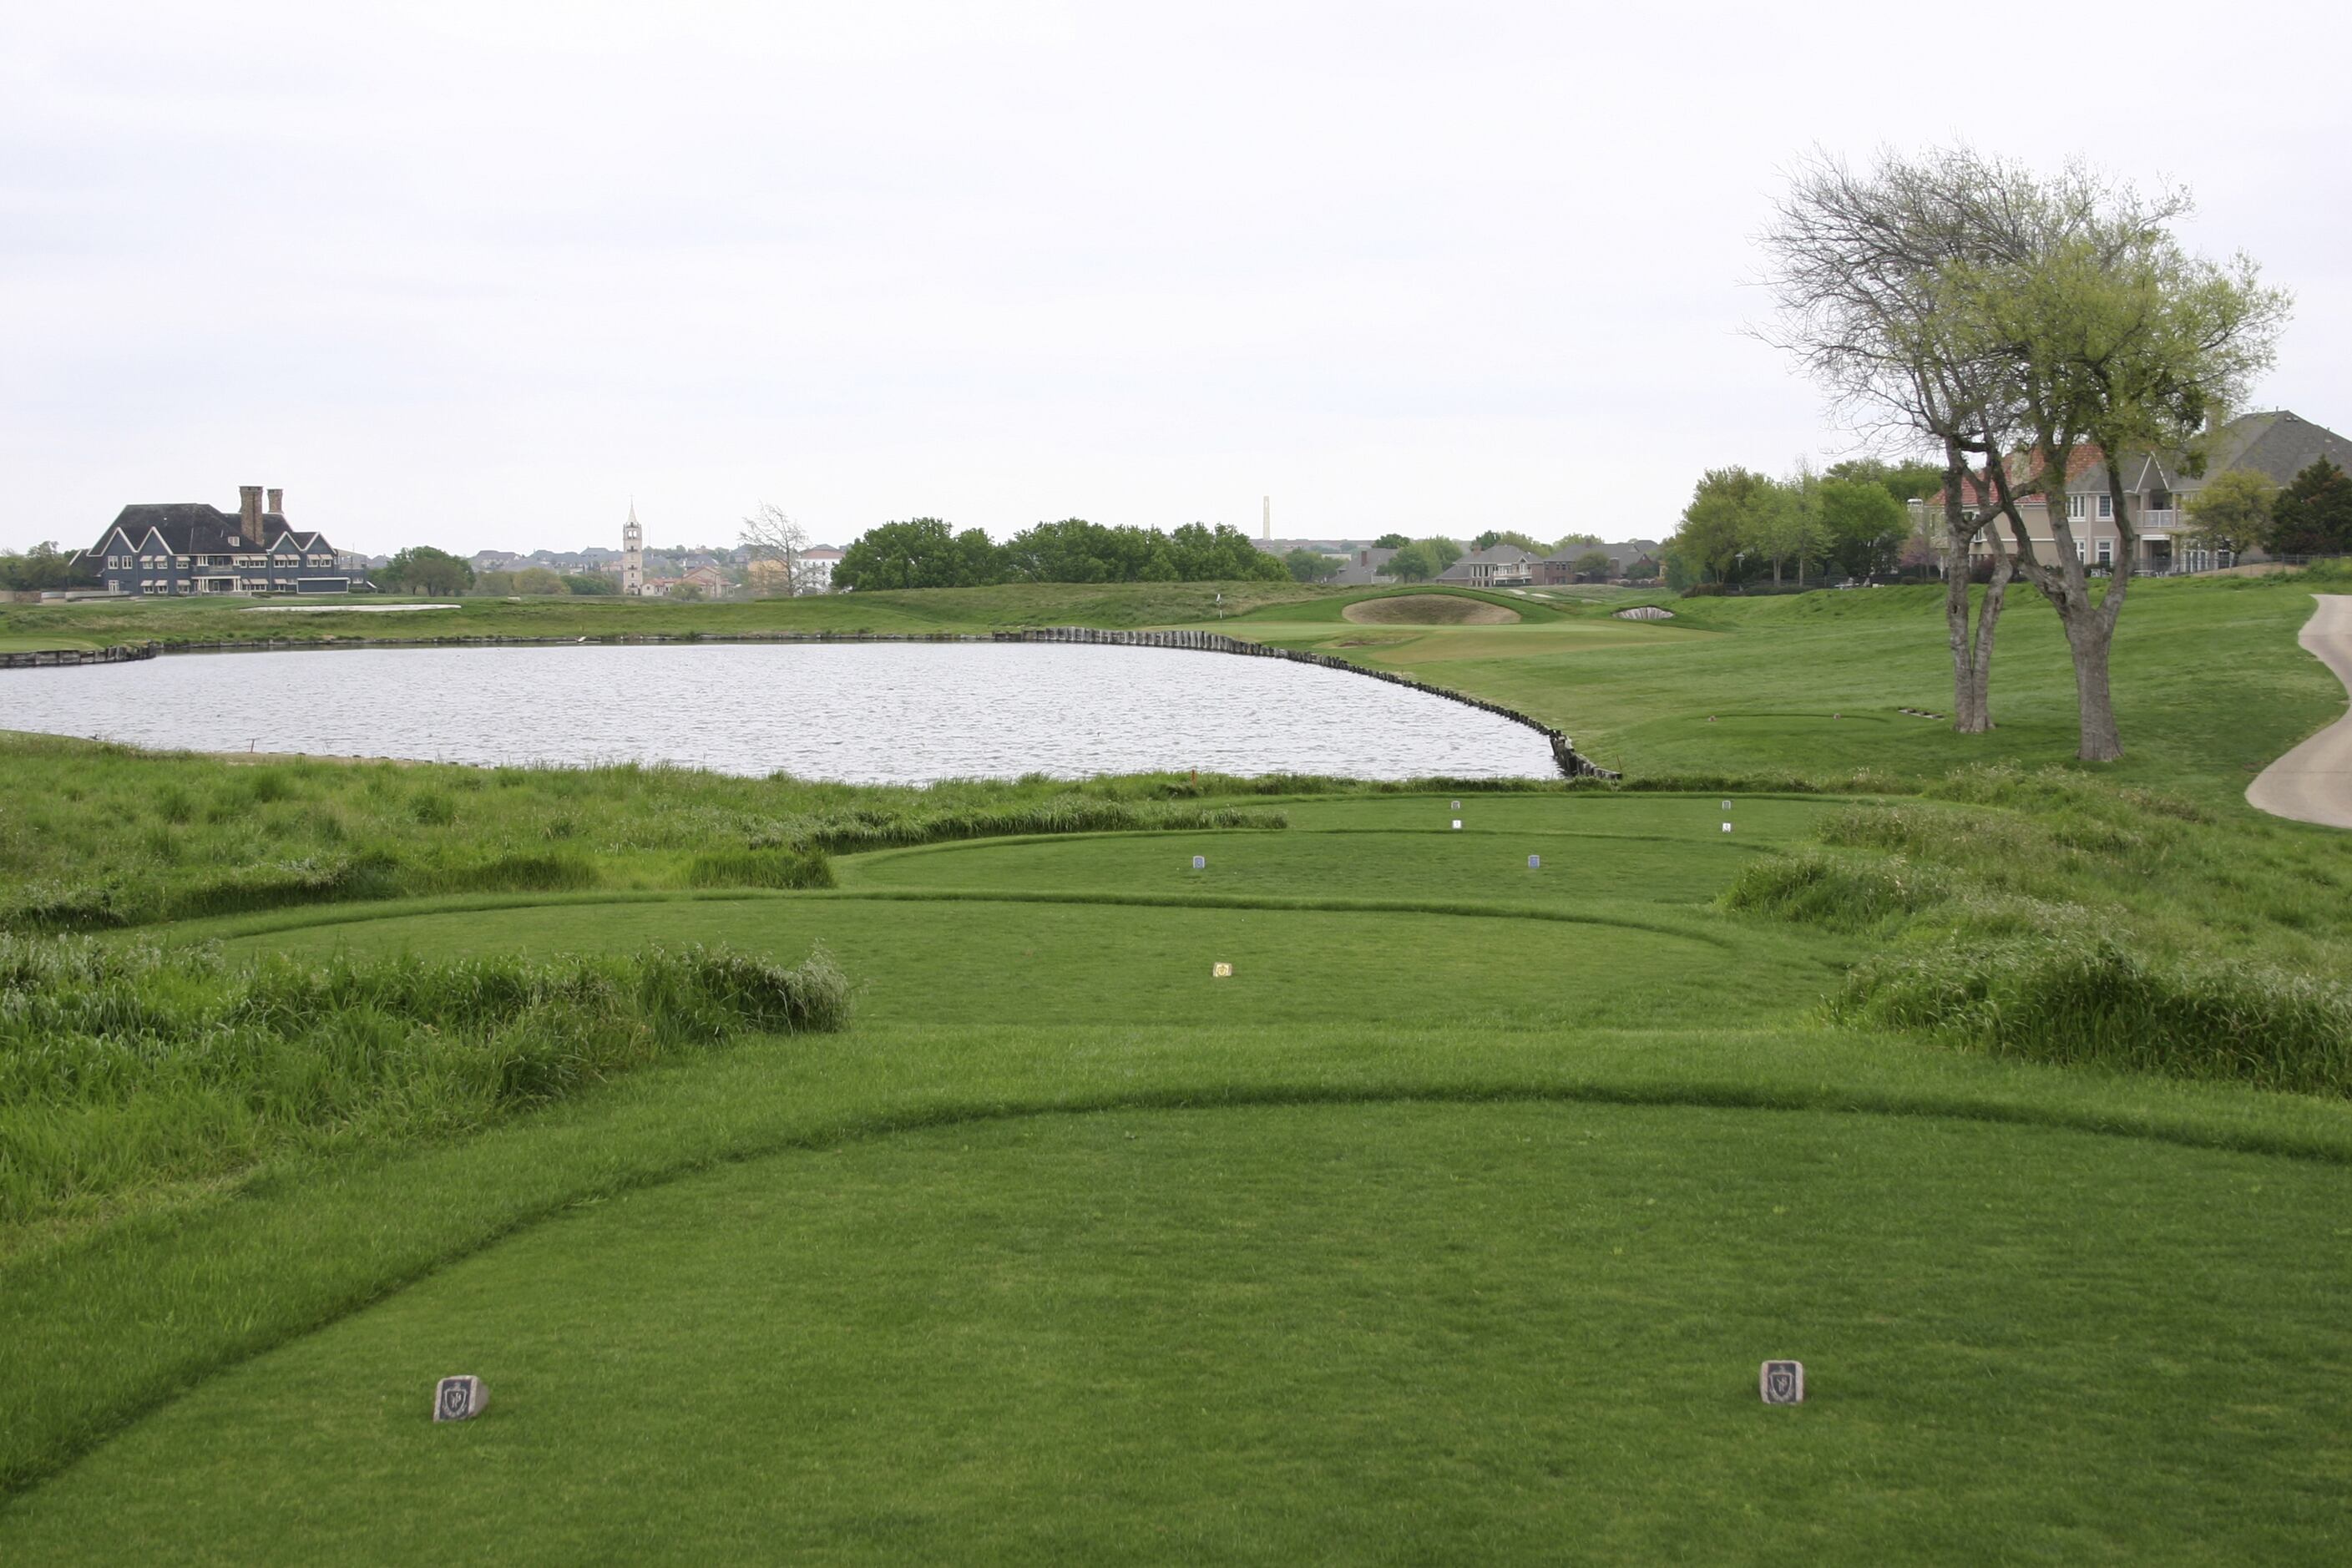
621, 500, 645, 595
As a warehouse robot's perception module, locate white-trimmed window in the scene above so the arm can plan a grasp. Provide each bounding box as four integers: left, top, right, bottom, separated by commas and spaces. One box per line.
2096, 539, 2112, 566
2076, 539, 2087, 563
2097, 495, 2113, 520
2067, 495, 2086, 520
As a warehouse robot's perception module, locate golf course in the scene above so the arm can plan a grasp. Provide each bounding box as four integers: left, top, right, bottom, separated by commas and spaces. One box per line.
3, 574, 2350, 1562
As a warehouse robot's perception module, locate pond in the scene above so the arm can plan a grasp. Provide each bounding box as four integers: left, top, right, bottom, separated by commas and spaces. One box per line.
1, 643, 1557, 783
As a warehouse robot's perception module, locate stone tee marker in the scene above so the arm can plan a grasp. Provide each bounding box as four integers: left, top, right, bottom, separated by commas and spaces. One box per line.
1528, 854, 1540, 869
1759, 1361, 1804, 1405
1452, 819, 1462, 831
1211, 963, 1233, 979
1722, 822, 1732, 833
1191, 855, 1206, 870
434, 1375, 488, 1422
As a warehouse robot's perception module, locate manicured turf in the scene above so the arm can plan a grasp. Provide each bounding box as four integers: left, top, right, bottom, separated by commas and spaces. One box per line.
7, 1099, 2347, 1563
8, 574, 2352, 1560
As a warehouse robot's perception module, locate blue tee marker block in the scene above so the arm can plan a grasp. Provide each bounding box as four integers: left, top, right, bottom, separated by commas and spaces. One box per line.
1191, 855, 1206, 870
1528, 854, 1540, 869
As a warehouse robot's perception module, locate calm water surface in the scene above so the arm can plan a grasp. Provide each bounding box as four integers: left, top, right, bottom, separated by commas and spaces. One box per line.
3, 644, 1555, 783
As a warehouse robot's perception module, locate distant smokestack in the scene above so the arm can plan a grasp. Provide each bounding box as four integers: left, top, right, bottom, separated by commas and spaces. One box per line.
238, 485, 263, 534
266, 488, 283, 515
1262, 496, 1270, 541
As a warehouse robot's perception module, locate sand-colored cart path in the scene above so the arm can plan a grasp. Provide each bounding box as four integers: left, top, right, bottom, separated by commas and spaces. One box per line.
2249, 595, 2352, 828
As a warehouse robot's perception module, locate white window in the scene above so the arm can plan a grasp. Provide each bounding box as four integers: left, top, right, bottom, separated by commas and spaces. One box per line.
2097, 495, 2113, 520
2096, 539, 2112, 566
2067, 495, 2086, 520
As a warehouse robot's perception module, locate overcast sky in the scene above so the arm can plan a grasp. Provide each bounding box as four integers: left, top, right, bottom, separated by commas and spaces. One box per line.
5, 1, 2347, 556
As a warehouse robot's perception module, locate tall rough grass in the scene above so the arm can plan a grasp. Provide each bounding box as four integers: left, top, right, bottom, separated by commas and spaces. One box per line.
0, 936, 851, 1232
1832, 936, 2352, 1097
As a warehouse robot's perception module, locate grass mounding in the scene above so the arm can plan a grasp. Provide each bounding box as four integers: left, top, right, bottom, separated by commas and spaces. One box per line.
0, 936, 849, 1234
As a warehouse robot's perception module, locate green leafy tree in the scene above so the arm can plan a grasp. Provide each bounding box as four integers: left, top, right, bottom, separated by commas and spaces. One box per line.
1573, 550, 1612, 581
1938, 165, 2287, 759
1282, 547, 1334, 583
1818, 478, 1907, 580
1378, 542, 1441, 582
1423, 537, 1464, 573
0, 541, 94, 592
1372, 532, 1410, 550
2268, 460, 2352, 555
561, 573, 616, 595
2172, 469, 2274, 557
379, 546, 473, 595
1825, 457, 1945, 505
1473, 529, 1548, 554
667, 583, 706, 603
1672, 468, 1764, 585
836, 518, 1009, 590
1741, 479, 1823, 586
1554, 532, 1602, 551
511, 567, 569, 595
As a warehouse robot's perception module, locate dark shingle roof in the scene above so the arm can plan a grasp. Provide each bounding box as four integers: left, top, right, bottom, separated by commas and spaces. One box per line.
94, 504, 331, 558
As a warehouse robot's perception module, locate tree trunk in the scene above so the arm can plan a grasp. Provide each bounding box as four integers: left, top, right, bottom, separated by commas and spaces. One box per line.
2064, 611, 2122, 761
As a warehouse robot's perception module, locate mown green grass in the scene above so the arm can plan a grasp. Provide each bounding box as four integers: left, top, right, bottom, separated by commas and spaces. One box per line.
1233, 575, 2337, 806
8, 1097, 2348, 1564
5, 573, 2352, 1559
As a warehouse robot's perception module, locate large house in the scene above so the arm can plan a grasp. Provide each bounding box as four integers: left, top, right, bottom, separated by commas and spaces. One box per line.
1536, 539, 1658, 584
1435, 544, 1537, 588
1949, 411, 2352, 574
82, 487, 359, 596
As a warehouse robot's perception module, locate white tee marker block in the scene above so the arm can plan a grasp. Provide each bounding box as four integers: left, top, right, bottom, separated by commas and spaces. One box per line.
434, 1376, 488, 1422
1722, 822, 1733, 833
1191, 855, 1206, 870
1760, 1361, 1805, 1405
1211, 962, 1233, 979
1452, 820, 1463, 831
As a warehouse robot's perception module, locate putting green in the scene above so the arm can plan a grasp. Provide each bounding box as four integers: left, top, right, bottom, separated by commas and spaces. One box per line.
7, 1100, 2344, 1563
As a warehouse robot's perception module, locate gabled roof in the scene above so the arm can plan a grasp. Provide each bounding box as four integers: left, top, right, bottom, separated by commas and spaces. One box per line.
2198, 410, 2352, 488
90, 504, 336, 560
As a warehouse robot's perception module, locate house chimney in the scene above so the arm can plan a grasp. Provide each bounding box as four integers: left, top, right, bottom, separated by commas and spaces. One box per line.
239, 485, 263, 534
266, 488, 283, 516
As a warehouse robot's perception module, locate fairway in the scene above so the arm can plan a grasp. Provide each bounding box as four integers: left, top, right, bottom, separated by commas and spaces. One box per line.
7, 1100, 2345, 1563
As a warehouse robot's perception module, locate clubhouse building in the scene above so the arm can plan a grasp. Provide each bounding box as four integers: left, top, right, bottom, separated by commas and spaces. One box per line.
82, 486, 362, 596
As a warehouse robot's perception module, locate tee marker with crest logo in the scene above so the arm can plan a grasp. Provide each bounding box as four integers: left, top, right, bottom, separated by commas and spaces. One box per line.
1211, 963, 1232, 979
433, 1375, 487, 1422
1759, 1361, 1804, 1405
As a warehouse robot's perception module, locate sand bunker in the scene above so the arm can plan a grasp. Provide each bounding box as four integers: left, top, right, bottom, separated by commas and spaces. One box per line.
1341, 594, 1520, 626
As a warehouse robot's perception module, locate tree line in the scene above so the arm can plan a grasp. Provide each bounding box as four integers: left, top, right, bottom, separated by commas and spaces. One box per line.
1665, 459, 1936, 589
834, 518, 1286, 590
0, 543, 95, 593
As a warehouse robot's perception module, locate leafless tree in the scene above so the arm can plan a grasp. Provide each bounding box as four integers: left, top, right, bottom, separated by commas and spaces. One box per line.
1758, 145, 2036, 733
740, 502, 817, 597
